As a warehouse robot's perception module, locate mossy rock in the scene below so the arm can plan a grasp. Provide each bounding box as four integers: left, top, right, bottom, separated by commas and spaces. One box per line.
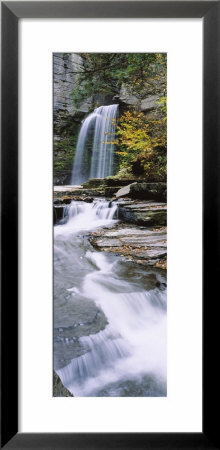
104, 186, 122, 197
118, 206, 167, 228
82, 178, 106, 189
53, 371, 73, 397
82, 177, 142, 189
130, 182, 167, 202
105, 177, 139, 187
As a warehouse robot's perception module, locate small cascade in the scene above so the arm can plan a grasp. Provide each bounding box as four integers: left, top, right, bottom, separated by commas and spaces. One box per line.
56, 249, 166, 397
57, 325, 131, 394
71, 104, 118, 185
54, 199, 167, 397
54, 200, 118, 233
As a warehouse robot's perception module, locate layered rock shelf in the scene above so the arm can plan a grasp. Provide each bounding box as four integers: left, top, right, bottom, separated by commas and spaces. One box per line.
53, 181, 167, 269
89, 224, 167, 269
117, 200, 167, 227
53, 179, 167, 202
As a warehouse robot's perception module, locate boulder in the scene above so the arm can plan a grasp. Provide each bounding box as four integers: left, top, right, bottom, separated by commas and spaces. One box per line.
118, 202, 167, 227
130, 182, 167, 202
115, 182, 167, 202
115, 184, 133, 198
83, 197, 93, 203
141, 95, 159, 111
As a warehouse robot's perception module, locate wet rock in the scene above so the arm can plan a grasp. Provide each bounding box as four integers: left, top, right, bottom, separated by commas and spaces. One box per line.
83, 197, 94, 203
61, 197, 72, 204
53, 186, 83, 199
96, 373, 166, 397
53, 198, 64, 205
54, 300, 108, 371
69, 195, 93, 203
118, 201, 167, 227
53, 371, 73, 397
70, 196, 86, 202
54, 205, 65, 223
54, 181, 166, 203
89, 224, 167, 268
53, 186, 104, 200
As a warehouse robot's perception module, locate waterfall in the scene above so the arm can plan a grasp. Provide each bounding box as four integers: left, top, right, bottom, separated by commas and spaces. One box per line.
71, 104, 118, 185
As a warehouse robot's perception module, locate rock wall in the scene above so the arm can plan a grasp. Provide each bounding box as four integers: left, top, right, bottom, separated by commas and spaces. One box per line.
53, 53, 92, 185
53, 53, 92, 116
53, 370, 73, 397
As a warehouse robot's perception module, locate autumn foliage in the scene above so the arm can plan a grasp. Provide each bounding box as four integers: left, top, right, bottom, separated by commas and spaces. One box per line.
115, 102, 167, 181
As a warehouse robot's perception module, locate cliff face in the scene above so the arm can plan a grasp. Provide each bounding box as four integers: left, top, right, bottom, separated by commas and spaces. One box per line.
54, 53, 93, 116
53, 53, 165, 185
53, 53, 92, 185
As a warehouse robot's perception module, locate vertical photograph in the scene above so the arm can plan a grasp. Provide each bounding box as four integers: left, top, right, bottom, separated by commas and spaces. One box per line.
53, 53, 167, 397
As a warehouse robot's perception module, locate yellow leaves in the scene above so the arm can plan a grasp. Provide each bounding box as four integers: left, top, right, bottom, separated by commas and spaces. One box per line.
157, 96, 167, 114
115, 108, 166, 179
151, 136, 167, 149
116, 151, 127, 156
155, 260, 167, 270
101, 140, 115, 145
116, 110, 153, 156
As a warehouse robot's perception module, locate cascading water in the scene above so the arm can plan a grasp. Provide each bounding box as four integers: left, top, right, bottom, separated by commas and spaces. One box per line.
71, 104, 118, 185
54, 200, 167, 397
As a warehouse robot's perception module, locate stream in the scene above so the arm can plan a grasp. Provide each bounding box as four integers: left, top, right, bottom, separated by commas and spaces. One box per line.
54, 199, 167, 397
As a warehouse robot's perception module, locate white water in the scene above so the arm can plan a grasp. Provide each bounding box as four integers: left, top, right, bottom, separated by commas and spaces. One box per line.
55, 200, 118, 236
54, 200, 167, 397
71, 104, 118, 185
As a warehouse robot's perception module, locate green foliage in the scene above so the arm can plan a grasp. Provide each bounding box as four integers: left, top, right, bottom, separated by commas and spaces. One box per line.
71, 53, 167, 106
53, 116, 82, 177
53, 137, 75, 175
157, 96, 167, 115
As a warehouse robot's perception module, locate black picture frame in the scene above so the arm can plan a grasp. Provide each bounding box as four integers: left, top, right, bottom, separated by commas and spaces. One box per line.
1, 1, 220, 449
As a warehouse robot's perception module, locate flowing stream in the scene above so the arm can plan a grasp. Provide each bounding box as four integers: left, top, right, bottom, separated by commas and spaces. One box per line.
71, 104, 118, 185
54, 200, 167, 396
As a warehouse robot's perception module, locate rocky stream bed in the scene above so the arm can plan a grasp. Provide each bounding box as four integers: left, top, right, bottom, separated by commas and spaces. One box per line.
53, 180, 167, 396
54, 180, 167, 270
